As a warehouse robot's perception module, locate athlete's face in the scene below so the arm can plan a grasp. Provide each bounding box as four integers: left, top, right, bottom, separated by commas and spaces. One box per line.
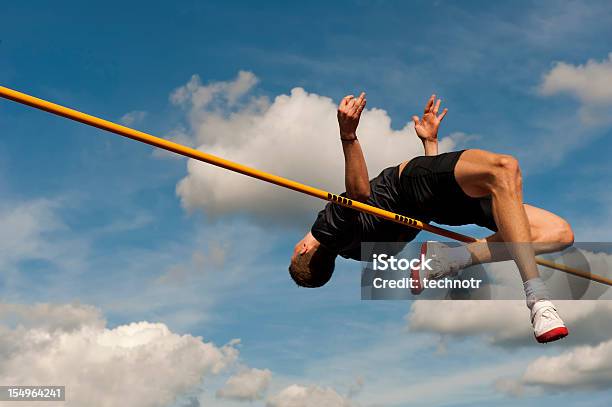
291, 232, 320, 264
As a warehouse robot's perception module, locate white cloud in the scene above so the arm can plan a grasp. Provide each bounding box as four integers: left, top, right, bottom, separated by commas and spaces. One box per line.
519, 338, 612, 391
408, 299, 531, 344
120, 110, 148, 126
216, 367, 272, 401
0, 199, 61, 267
407, 300, 612, 347
266, 384, 352, 407
540, 53, 612, 104
170, 72, 457, 222
406, 247, 612, 346
540, 53, 612, 125
0, 198, 88, 272
0, 302, 104, 332
0, 303, 239, 407
171, 71, 259, 111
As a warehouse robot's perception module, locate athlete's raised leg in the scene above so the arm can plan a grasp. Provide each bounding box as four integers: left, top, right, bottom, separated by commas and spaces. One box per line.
450, 150, 569, 343
468, 204, 574, 264
454, 149, 538, 282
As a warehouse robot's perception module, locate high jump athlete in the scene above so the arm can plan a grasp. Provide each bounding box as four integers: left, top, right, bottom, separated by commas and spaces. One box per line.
290, 93, 573, 343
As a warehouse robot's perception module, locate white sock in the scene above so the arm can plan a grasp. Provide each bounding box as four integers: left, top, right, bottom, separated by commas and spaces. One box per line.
523, 278, 551, 309
442, 245, 473, 269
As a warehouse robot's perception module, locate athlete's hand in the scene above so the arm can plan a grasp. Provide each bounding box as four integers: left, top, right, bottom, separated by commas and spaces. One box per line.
412, 94, 448, 142
338, 92, 366, 140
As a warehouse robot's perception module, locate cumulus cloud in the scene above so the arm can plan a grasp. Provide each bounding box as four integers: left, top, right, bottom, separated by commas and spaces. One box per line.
171, 71, 259, 110
540, 53, 612, 125
406, 246, 612, 346
520, 338, 612, 391
540, 53, 612, 104
408, 299, 530, 345
0, 302, 239, 407
170, 72, 458, 223
407, 300, 612, 347
216, 367, 272, 401
120, 110, 148, 126
266, 384, 352, 407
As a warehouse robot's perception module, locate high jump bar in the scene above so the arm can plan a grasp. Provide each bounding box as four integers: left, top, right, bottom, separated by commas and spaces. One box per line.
0, 85, 610, 287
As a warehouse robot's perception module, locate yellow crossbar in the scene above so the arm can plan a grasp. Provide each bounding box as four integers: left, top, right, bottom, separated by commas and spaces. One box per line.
1, 85, 610, 287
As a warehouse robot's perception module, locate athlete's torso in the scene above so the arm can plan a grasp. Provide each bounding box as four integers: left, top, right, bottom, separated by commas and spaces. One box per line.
310, 166, 420, 260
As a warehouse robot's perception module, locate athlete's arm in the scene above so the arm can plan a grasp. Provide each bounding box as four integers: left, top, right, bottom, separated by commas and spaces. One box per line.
338, 93, 370, 202
412, 94, 448, 156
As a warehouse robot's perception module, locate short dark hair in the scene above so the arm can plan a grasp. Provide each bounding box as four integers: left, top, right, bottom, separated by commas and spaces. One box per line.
289, 246, 336, 288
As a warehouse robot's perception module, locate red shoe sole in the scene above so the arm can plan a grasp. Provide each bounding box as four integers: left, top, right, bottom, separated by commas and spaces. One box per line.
535, 326, 569, 343
410, 243, 428, 295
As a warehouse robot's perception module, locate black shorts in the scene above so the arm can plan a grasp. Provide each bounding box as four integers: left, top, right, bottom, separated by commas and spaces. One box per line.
399, 150, 498, 231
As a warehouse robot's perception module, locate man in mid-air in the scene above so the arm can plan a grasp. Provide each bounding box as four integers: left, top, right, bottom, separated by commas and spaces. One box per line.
289, 92, 574, 343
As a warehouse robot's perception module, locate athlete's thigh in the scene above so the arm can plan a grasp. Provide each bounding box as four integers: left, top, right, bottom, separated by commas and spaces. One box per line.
454, 149, 500, 198
486, 204, 567, 241
524, 204, 570, 242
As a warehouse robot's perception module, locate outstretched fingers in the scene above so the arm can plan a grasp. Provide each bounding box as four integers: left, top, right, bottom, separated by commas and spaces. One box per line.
424, 94, 435, 114
437, 108, 448, 122
433, 98, 441, 114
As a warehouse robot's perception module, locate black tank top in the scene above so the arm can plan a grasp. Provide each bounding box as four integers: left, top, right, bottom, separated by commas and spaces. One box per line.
310, 166, 421, 260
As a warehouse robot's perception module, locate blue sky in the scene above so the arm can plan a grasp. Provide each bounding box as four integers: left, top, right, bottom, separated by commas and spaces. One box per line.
1, 1, 612, 406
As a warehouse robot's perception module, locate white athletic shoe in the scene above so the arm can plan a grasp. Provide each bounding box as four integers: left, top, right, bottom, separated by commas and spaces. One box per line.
531, 300, 569, 343
411, 241, 463, 295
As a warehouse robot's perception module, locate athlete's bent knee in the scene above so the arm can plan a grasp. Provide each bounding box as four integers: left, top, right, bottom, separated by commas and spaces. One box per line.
556, 219, 575, 248
490, 154, 521, 193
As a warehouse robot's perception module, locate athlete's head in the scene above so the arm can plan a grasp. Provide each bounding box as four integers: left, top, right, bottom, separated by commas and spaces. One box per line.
289, 232, 336, 288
